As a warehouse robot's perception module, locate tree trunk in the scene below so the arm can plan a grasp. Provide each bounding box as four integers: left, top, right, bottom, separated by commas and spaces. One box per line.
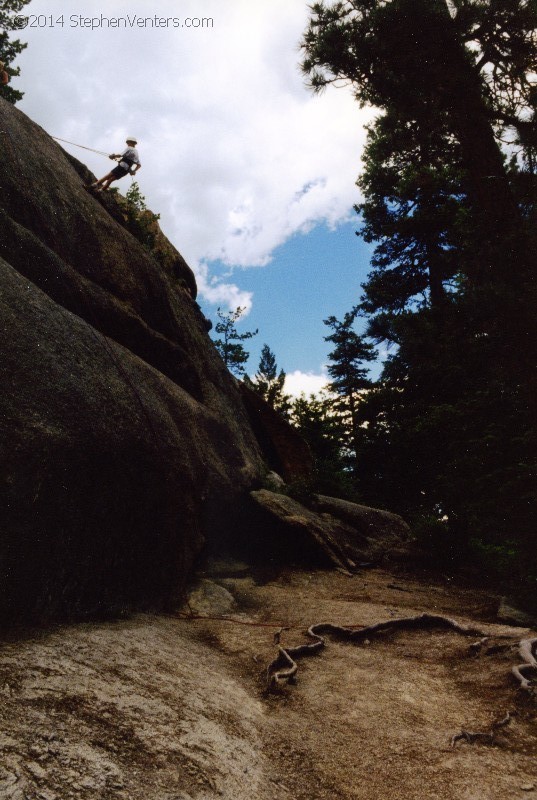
401, 0, 534, 284
396, 0, 536, 406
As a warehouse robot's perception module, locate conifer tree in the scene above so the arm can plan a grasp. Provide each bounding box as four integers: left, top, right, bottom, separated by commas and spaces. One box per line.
301, 1, 537, 344
0, 0, 30, 104
324, 309, 376, 468
212, 307, 258, 377
244, 344, 291, 414
301, 0, 537, 594
291, 391, 352, 497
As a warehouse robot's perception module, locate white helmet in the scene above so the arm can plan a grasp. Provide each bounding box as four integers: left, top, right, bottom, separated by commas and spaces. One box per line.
126, 136, 138, 144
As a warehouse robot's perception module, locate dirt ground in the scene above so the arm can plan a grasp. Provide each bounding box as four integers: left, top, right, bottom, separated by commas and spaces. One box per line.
0, 564, 536, 800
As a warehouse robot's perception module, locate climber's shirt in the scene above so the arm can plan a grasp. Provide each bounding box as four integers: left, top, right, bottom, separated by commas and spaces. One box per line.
118, 147, 141, 172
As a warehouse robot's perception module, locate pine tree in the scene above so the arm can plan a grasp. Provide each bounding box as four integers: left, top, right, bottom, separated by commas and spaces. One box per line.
301, 0, 537, 596
0, 1, 30, 104
301, 0, 537, 307
357, 108, 465, 331
244, 344, 291, 414
324, 309, 376, 470
291, 391, 352, 497
212, 307, 258, 377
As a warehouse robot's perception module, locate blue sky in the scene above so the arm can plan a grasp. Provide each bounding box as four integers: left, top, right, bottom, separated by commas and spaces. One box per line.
200, 219, 377, 387
14, 0, 379, 395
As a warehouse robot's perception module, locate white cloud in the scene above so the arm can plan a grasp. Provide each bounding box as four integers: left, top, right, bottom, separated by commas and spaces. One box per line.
17, 0, 373, 306
284, 369, 329, 399
195, 262, 253, 314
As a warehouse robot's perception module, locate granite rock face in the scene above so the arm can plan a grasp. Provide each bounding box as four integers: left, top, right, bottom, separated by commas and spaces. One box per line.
0, 99, 274, 619
239, 383, 314, 482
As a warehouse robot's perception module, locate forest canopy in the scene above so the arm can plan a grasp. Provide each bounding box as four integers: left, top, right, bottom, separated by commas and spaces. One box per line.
297, 0, 537, 602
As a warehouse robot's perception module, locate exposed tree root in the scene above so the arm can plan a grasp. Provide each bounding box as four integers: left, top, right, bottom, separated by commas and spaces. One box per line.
267, 614, 537, 703
450, 711, 513, 747
267, 613, 484, 690
512, 637, 537, 693
468, 637, 489, 656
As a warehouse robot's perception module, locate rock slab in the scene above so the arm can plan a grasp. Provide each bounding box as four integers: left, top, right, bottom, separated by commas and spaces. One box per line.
0, 98, 269, 619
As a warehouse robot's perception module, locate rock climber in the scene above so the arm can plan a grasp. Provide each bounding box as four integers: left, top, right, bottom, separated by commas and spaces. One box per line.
87, 137, 141, 192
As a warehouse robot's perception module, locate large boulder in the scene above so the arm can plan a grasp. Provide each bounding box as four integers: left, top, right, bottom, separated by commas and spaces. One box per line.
313, 495, 411, 553
0, 98, 270, 619
246, 490, 411, 572
248, 489, 356, 572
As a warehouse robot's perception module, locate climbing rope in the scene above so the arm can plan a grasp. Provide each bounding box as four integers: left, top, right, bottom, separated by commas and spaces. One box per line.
51, 136, 136, 180
51, 135, 110, 158
51, 136, 137, 179
51, 135, 135, 179
51, 134, 136, 184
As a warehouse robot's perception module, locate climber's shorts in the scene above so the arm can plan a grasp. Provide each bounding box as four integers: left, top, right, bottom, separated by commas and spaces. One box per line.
111, 164, 129, 179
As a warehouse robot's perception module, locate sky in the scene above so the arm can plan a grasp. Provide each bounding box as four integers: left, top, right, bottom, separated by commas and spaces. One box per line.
14, 0, 379, 395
